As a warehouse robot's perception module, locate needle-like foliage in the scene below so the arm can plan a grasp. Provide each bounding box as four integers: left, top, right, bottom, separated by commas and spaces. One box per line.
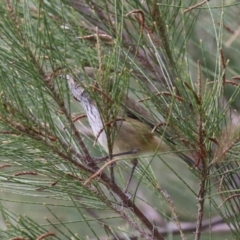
0, 1, 240, 240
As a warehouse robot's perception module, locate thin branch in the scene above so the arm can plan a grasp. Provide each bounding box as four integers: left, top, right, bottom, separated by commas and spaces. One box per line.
184, 82, 201, 105
184, 0, 209, 14
93, 117, 125, 146
138, 92, 183, 103
14, 171, 38, 176
232, 76, 240, 80
225, 25, 240, 47
126, 9, 161, 47
218, 194, 240, 208
225, 80, 240, 86
36, 232, 55, 240
0, 164, 12, 169
220, 48, 226, 86
84, 158, 119, 186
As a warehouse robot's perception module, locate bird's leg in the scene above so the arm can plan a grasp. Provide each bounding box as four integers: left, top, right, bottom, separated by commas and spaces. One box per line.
124, 158, 138, 194
115, 158, 138, 210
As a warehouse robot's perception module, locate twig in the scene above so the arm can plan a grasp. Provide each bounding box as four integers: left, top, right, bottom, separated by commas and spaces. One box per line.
184, 0, 209, 14
208, 137, 219, 146
94, 117, 125, 146
220, 48, 226, 85
218, 194, 240, 208
126, 9, 145, 32
14, 171, 38, 176
184, 82, 201, 105
90, 85, 114, 104
138, 92, 183, 103
0, 164, 12, 169
218, 23, 234, 34
218, 173, 225, 192
77, 33, 113, 44
36, 232, 55, 240
126, 9, 161, 47
84, 158, 119, 186
156, 92, 183, 102
224, 80, 239, 86
232, 76, 240, 80
84, 147, 140, 186
63, 114, 87, 130
225, 25, 240, 47
151, 122, 167, 133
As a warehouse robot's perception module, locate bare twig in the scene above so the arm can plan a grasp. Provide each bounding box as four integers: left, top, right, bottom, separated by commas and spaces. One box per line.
84, 158, 119, 186
126, 9, 145, 32
94, 117, 125, 146
138, 92, 183, 103
218, 194, 240, 208
224, 80, 240, 86
126, 9, 161, 47
14, 171, 38, 176
78, 33, 113, 44
184, 0, 209, 14
151, 122, 167, 134
36, 232, 55, 240
225, 25, 240, 47
232, 76, 240, 80
220, 48, 226, 85
184, 82, 201, 105
0, 164, 12, 169
219, 23, 234, 34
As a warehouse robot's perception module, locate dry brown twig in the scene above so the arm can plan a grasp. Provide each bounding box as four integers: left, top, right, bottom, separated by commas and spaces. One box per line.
14, 171, 38, 176
232, 76, 240, 80
93, 118, 126, 146
36, 232, 55, 240
218, 194, 240, 209
0, 164, 12, 169
184, 0, 209, 14
84, 158, 120, 186
225, 25, 240, 47
126, 9, 161, 47
78, 33, 113, 44
220, 48, 226, 85
138, 92, 183, 103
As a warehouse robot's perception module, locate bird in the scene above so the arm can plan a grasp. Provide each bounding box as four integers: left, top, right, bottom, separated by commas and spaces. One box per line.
63, 73, 194, 192
65, 74, 170, 152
